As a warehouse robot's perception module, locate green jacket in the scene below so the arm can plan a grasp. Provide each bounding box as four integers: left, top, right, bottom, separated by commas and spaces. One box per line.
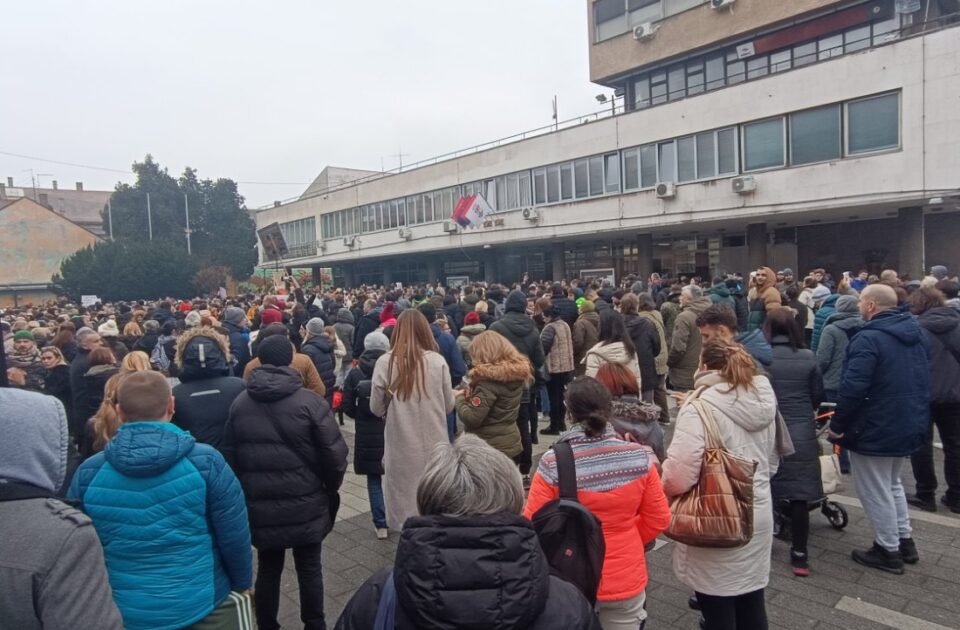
454, 357, 530, 458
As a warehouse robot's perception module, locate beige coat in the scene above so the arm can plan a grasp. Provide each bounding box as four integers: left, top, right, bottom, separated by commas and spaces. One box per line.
583, 341, 643, 392
638, 310, 668, 376
661, 370, 779, 597
370, 350, 454, 530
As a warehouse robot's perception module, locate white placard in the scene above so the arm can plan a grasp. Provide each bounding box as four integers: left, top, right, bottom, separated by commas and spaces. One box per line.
81, 295, 99, 307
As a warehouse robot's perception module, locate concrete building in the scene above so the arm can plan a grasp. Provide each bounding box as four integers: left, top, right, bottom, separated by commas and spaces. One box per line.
255, 0, 960, 287
0, 178, 110, 236
0, 197, 101, 307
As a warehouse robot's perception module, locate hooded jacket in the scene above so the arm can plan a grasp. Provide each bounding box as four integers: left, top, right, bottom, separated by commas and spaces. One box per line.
584, 341, 643, 392
431, 323, 467, 386
810, 293, 840, 352
917, 306, 960, 403
456, 323, 486, 367
624, 313, 661, 390
341, 348, 387, 476
572, 311, 600, 374
610, 395, 665, 462
552, 295, 579, 329
707, 284, 735, 309
662, 370, 778, 596
638, 310, 669, 375
830, 310, 931, 456
815, 296, 863, 393
0, 389, 123, 630
172, 329, 246, 450
224, 365, 348, 549
81, 364, 119, 422
334, 308, 355, 365
222, 320, 251, 377
735, 329, 774, 370
68, 346, 92, 437
334, 514, 601, 630
747, 267, 783, 331
352, 308, 381, 358
490, 312, 545, 373
69, 422, 252, 630
454, 357, 530, 458
667, 296, 712, 390
301, 333, 337, 398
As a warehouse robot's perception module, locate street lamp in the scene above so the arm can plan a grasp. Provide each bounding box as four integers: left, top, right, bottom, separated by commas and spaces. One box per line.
595, 93, 616, 116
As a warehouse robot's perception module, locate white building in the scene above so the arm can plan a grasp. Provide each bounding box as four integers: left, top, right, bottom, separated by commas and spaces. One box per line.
256, 0, 960, 287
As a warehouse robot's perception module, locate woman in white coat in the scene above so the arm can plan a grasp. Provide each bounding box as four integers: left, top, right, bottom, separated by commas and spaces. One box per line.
662, 337, 779, 630
584, 309, 643, 393
371, 309, 455, 531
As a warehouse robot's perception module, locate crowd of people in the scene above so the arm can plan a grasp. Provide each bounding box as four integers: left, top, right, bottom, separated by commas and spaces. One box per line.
1, 261, 958, 629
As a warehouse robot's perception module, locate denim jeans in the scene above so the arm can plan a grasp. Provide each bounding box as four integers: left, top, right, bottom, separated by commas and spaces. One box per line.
367, 474, 386, 529
539, 384, 550, 416
446, 411, 457, 442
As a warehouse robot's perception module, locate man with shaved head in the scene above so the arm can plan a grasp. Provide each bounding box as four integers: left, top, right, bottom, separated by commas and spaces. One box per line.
829, 283, 930, 574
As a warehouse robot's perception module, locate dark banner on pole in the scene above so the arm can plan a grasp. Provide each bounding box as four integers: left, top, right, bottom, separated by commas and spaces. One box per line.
257, 222, 288, 261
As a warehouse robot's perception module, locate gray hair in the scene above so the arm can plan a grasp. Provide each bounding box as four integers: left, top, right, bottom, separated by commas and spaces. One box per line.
682, 284, 703, 299
76, 327, 100, 347
416, 434, 524, 517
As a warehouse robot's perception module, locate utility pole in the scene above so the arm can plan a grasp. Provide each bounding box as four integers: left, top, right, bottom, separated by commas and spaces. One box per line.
392, 148, 410, 171
146, 192, 153, 240
184, 193, 192, 255
107, 200, 114, 241
552, 95, 558, 130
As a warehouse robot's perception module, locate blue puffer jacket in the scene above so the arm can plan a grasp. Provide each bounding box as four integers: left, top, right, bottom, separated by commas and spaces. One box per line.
810, 294, 839, 352
432, 323, 467, 386
69, 422, 252, 630
830, 311, 931, 457
223, 321, 251, 377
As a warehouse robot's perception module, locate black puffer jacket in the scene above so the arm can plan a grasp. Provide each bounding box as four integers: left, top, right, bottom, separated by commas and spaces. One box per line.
301, 334, 337, 400
224, 365, 348, 549
552, 296, 579, 328
172, 331, 246, 450
334, 513, 601, 630
352, 309, 380, 358
43, 365, 72, 420
918, 306, 960, 403
490, 312, 544, 372
68, 347, 92, 438
81, 365, 119, 422
767, 336, 825, 502
623, 313, 661, 392
341, 349, 386, 475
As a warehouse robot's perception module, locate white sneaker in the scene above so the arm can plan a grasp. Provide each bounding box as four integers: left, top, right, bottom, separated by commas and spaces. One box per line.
376, 527, 389, 540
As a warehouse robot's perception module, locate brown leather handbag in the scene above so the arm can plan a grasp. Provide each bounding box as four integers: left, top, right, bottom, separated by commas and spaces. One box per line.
665, 400, 757, 548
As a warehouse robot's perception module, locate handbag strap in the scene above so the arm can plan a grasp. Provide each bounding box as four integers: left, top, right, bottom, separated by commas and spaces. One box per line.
690, 400, 724, 450
554, 441, 579, 500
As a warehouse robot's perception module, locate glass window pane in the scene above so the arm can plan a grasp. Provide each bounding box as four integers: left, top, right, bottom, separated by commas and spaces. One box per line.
605, 153, 620, 193
589, 156, 604, 196
624, 149, 639, 190
818, 33, 843, 60
677, 137, 696, 182
560, 163, 574, 200
705, 53, 725, 90
397, 200, 405, 226
687, 62, 704, 96
873, 15, 900, 45
794, 42, 817, 67
534, 169, 546, 204
634, 76, 651, 109
574, 159, 589, 198
506, 173, 519, 209
496, 176, 507, 210
845, 25, 871, 53
770, 49, 791, 73
433, 192, 443, 219
746, 55, 769, 79
696, 131, 716, 178
547, 165, 560, 203
790, 105, 841, 165
658, 141, 676, 182
519, 172, 532, 207
640, 144, 657, 187
847, 93, 899, 154
668, 64, 685, 101
595, 0, 625, 24
743, 118, 785, 171
650, 72, 668, 105
720, 129, 738, 174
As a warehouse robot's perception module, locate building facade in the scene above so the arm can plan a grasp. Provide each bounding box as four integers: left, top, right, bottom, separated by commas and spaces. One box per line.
255, 0, 960, 287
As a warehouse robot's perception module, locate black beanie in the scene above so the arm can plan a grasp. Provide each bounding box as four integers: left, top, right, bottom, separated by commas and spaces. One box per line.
258, 334, 293, 367
504, 289, 527, 314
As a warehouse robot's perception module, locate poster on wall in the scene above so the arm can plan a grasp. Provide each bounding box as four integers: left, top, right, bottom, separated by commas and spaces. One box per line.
579, 268, 615, 287
446, 275, 470, 289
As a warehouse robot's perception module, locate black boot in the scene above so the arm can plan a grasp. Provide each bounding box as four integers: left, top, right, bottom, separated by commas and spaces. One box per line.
899, 538, 919, 564
688, 595, 700, 611
852, 542, 905, 574
906, 494, 937, 512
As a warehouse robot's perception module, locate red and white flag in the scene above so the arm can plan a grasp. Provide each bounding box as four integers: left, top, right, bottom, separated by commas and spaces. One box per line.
452, 194, 494, 229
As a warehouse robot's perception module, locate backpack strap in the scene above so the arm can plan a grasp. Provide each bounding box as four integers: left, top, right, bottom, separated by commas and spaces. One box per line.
553, 441, 578, 500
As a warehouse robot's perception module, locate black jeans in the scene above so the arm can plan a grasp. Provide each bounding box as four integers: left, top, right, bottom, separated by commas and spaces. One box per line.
546, 372, 572, 432
695, 589, 768, 630
910, 402, 960, 504
516, 399, 534, 474
256, 544, 326, 630
789, 500, 810, 554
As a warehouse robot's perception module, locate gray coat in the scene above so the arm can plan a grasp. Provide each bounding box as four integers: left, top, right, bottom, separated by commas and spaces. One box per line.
815, 311, 863, 393
767, 337, 825, 502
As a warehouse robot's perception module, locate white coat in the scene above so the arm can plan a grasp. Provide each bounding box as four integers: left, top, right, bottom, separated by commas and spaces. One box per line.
370, 350, 455, 530
583, 341, 643, 392
661, 370, 779, 597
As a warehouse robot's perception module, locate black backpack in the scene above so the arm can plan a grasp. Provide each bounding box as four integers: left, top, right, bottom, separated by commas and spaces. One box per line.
531, 441, 606, 604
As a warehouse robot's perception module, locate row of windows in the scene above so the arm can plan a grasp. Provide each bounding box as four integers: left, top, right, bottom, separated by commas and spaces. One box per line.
278, 217, 315, 247
630, 13, 901, 110
594, 0, 706, 42
299, 91, 900, 245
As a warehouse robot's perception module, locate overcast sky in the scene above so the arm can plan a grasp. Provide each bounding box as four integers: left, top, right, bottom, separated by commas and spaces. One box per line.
0, 1, 608, 209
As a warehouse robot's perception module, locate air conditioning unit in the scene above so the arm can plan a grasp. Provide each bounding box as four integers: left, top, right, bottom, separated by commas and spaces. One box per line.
732, 176, 756, 194
633, 22, 659, 41
522, 208, 542, 223
711, 0, 735, 9
656, 182, 676, 199
398, 227, 413, 240
343, 236, 356, 248
442, 220, 460, 234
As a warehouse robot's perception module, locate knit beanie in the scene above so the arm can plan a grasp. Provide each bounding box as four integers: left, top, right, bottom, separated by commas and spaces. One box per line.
504, 290, 527, 314
261, 307, 282, 326
258, 335, 293, 367
380, 302, 396, 324
579, 299, 596, 314
931, 265, 948, 281
306, 317, 326, 336
465, 312, 481, 326
364, 331, 391, 353
631, 281, 644, 294
97, 320, 120, 337
184, 311, 202, 328
224, 306, 246, 327
13, 330, 34, 342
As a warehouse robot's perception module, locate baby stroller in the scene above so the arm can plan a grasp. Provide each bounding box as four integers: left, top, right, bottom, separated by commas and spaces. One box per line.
773, 403, 848, 537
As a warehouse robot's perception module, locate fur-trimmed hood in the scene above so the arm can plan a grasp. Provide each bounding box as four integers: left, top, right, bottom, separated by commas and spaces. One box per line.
174, 326, 232, 381
469, 356, 532, 385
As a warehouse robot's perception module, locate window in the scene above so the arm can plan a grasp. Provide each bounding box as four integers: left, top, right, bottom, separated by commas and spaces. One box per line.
677, 136, 696, 182
634, 76, 651, 109
574, 159, 589, 198
546, 165, 560, 203
818, 33, 843, 60
623, 149, 639, 190
844, 25, 871, 53
746, 55, 769, 80
506, 173, 519, 209
687, 59, 705, 96
793, 42, 817, 67
650, 71, 668, 105
589, 157, 604, 196
790, 105, 841, 165
705, 53, 725, 90
872, 15, 900, 45
533, 168, 546, 204
726, 53, 745, 85
560, 163, 574, 200
770, 49, 791, 73
696, 131, 716, 178
658, 141, 676, 182
605, 153, 620, 193
423, 194, 434, 223
668, 64, 686, 101
496, 175, 508, 210
743, 118, 785, 171
640, 144, 657, 187
847, 93, 899, 154
518, 172, 532, 207
433, 191, 444, 220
